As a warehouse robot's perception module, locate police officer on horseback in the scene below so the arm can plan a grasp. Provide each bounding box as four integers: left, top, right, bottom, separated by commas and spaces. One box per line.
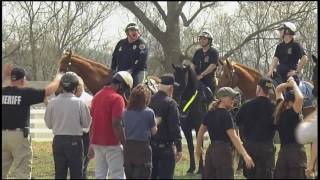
267, 22, 308, 86
191, 30, 219, 102
111, 22, 148, 88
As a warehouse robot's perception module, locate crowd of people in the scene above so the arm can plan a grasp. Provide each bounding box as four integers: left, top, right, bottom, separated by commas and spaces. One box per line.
2, 21, 317, 179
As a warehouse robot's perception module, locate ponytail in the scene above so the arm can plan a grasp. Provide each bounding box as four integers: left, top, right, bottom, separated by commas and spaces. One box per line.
208, 99, 221, 112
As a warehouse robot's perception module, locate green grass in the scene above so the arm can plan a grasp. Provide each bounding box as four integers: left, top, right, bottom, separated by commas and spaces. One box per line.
6, 141, 314, 179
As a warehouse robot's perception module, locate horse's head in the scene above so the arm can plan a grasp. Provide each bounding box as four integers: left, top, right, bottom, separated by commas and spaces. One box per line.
58, 49, 73, 73
172, 63, 189, 96
217, 59, 239, 89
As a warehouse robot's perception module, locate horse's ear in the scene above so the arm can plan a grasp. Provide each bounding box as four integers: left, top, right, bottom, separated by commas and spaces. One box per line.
312, 54, 318, 64
218, 58, 224, 66
172, 64, 177, 71
226, 59, 232, 68
63, 49, 72, 57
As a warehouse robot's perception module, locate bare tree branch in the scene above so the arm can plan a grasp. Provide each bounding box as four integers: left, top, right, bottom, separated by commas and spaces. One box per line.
151, 1, 167, 23
180, 2, 216, 27
119, 1, 165, 45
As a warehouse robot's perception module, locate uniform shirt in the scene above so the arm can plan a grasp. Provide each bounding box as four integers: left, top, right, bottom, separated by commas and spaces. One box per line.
44, 93, 91, 136
236, 96, 276, 142
192, 47, 219, 79
202, 108, 235, 143
2, 86, 45, 129
276, 107, 301, 145
149, 91, 182, 152
274, 40, 306, 78
90, 87, 125, 146
111, 38, 148, 73
123, 107, 156, 141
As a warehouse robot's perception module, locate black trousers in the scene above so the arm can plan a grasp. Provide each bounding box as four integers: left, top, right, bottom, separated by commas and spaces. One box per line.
243, 141, 276, 179
53, 135, 83, 179
82, 132, 90, 179
151, 142, 175, 179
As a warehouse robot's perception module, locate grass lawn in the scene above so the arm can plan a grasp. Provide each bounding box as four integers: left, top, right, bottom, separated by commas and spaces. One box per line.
6, 141, 314, 179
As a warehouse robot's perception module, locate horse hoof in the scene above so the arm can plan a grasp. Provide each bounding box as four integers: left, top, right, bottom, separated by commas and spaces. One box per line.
186, 168, 195, 175
196, 169, 202, 175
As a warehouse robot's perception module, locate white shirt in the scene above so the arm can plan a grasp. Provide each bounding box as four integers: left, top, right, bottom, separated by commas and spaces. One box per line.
79, 91, 93, 133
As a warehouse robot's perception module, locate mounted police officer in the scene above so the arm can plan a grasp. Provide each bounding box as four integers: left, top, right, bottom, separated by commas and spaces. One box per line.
191, 30, 219, 102
111, 22, 148, 88
267, 22, 308, 86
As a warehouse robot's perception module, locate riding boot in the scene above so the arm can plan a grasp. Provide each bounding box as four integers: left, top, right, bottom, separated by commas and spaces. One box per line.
203, 87, 213, 104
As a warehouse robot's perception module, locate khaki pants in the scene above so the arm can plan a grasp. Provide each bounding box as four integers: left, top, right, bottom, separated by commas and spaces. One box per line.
2, 130, 32, 179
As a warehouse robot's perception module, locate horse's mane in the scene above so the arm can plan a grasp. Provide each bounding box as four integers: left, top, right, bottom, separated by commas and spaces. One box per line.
60, 53, 111, 71
187, 65, 200, 89
234, 62, 262, 81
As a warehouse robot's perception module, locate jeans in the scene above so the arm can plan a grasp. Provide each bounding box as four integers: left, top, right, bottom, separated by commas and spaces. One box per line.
52, 135, 83, 179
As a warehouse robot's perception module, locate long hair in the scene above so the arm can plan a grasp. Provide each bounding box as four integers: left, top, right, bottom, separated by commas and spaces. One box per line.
208, 99, 221, 112
127, 84, 151, 111
273, 99, 287, 125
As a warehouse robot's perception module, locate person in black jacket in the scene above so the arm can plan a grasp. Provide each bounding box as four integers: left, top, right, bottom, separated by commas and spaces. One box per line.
111, 23, 148, 88
236, 77, 276, 179
149, 74, 183, 179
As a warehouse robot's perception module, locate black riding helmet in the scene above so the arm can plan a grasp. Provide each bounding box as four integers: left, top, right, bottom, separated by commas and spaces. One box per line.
60, 72, 79, 92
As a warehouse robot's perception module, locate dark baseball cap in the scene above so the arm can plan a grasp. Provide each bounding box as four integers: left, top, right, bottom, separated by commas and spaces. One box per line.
216, 87, 239, 98
258, 77, 274, 94
160, 74, 180, 87
11, 67, 26, 81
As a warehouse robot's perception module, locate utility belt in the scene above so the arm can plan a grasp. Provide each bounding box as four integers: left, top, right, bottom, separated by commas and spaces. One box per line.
2, 127, 29, 138
151, 141, 173, 148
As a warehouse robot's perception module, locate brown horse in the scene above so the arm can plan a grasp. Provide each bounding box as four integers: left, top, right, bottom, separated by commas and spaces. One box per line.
218, 59, 316, 117
58, 50, 113, 95
58, 50, 160, 95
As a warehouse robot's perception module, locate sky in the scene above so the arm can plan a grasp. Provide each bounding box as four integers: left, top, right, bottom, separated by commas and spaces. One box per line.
99, 1, 238, 48
2, 1, 238, 49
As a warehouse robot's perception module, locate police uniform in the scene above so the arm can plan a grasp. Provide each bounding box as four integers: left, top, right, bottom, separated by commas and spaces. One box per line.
111, 37, 148, 87
149, 74, 182, 179
274, 39, 306, 85
235, 78, 276, 179
192, 47, 219, 93
2, 67, 46, 179
202, 107, 235, 179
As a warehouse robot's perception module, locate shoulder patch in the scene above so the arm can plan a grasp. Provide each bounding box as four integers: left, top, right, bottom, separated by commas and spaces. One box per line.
139, 44, 146, 50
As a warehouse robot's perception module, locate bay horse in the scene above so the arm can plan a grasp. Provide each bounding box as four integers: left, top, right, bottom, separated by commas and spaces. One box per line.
172, 63, 207, 175
58, 50, 160, 95
217, 59, 316, 117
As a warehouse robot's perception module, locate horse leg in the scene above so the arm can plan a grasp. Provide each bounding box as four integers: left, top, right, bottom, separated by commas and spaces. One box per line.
181, 123, 195, 174
195, 127, 203, 175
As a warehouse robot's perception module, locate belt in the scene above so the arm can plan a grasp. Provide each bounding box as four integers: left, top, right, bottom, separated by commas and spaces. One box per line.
2, 128, 24, 131
151, 141, 173, 148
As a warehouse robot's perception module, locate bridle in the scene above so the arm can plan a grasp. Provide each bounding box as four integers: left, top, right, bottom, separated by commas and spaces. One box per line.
227, 66, 236, 88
